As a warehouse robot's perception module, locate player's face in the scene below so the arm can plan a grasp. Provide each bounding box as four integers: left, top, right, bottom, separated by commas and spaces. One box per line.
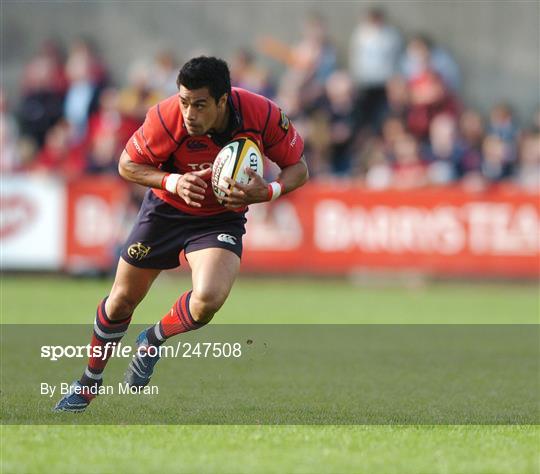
178, 86, 227, 136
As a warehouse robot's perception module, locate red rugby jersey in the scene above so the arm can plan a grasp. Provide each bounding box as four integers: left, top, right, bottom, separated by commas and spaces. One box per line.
124, 87, 304, 215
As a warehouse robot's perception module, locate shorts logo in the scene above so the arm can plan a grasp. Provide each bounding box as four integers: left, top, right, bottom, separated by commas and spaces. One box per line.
217, 234, 237, 245
127, 242, 151, 261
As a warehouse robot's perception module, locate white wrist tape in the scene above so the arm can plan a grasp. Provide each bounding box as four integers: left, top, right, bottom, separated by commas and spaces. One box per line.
165, 173, 182, 193
268, 181, 283, 201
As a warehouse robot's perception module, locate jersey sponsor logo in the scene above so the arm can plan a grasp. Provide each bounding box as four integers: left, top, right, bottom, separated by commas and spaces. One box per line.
279, 110, 290, 131
186, 162, 213, 170
132, 137, 143, 155
127, 242, 151, 261
186, 139, 209, 151
217, 233, 237, 245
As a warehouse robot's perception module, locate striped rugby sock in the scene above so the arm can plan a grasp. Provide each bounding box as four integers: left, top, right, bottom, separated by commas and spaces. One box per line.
79, 297, 132, 390
146, 290, 205, 346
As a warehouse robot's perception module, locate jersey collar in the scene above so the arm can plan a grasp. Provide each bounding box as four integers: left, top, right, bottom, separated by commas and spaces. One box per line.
207, 93, 242, 146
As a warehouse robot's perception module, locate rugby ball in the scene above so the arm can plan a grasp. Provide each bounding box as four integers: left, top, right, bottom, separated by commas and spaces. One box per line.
212, 137, 264, 203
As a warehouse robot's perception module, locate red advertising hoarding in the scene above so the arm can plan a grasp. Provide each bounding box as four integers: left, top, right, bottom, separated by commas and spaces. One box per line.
3, 174, 536, 277
65, 177, 130, 272
242, 183, 540, 277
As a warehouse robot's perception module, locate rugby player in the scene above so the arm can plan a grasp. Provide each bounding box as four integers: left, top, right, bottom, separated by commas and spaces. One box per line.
55, 56, 308, 412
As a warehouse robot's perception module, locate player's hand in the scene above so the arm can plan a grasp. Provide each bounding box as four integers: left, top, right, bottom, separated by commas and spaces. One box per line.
220, 168, 270, 209
176, 168, 211, 208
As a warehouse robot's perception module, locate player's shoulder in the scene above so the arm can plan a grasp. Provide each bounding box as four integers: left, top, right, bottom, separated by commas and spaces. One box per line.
232, 87, 269, 106
231, 87, 274, 129
146, 94, 186, 144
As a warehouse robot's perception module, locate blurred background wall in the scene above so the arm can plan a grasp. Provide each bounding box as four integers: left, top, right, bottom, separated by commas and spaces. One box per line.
3, 1, 539, 120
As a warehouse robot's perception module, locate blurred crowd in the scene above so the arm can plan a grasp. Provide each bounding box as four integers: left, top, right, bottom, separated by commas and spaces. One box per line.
2, 8, 539, 193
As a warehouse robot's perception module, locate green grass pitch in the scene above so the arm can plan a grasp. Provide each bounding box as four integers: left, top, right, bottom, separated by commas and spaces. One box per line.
1, 275, 539, 473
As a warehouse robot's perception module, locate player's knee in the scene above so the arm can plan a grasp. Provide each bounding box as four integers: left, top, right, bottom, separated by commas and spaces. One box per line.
189, 290, 226, 324
106, 291, 140, 320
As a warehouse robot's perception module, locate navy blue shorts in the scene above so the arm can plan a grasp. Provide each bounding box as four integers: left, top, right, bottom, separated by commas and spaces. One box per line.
121, 190, 247, 269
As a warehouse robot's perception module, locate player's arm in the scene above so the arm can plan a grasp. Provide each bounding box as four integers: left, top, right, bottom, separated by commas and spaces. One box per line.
272, 155, 309, 195
118, 150, 167, 189
119, 151, 210, 209
120, 103, 211, 208
221, 101, 309, 208
221, 156, 308, 208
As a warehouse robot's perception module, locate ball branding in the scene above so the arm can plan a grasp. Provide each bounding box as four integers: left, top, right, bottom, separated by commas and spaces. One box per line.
212, 138, 264, 204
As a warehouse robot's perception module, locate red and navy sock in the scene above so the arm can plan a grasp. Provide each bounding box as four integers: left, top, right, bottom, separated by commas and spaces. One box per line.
145, 290, 205, 346
79, 297, 132, 391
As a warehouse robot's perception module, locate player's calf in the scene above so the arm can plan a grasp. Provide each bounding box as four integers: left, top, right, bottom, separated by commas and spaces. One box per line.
125, 290, 208, 388
54, 297, 132, 413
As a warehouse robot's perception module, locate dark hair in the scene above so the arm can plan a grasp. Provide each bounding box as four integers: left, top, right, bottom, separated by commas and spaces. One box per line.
411, 33, 434, 49
367, 7, 386, 22
176, 56, 231, 102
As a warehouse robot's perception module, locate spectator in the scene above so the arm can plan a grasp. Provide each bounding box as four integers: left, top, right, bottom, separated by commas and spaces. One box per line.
85, 88, 128, 174
487, 102, 519, 164
17, 41, 66, 147
458, 109, 484, 176
303, 110, 332, 178
385, 75, 410, 121
400, 35, 461, 144
258, 11, 337, 112
407, 67, 459, 142
322, 71, 359, 175
349, 7, 402, 131
515, 132, 540, 192
295, 12, 337, 85
392, 133, 427, 189
481, 134, 513, 182
117, 59, 163, 129
381, 115, 406, 156
151, 50, 180, 97
364, 140, 393, 189
30, 120, 85, 179
362, 114, 406, 182
460, 109, 485, 151
21, 39, 67, 95
400, 34, 461, 92
258, 12, 338, 176
64, 38, 108, 142
424, 114, 466, 184
87, 87, 133, 150
85, 132, 119, 175
230, 48, 274, 98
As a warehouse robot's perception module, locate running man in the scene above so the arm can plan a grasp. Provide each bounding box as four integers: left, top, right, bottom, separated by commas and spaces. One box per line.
55, 56, 308, 412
